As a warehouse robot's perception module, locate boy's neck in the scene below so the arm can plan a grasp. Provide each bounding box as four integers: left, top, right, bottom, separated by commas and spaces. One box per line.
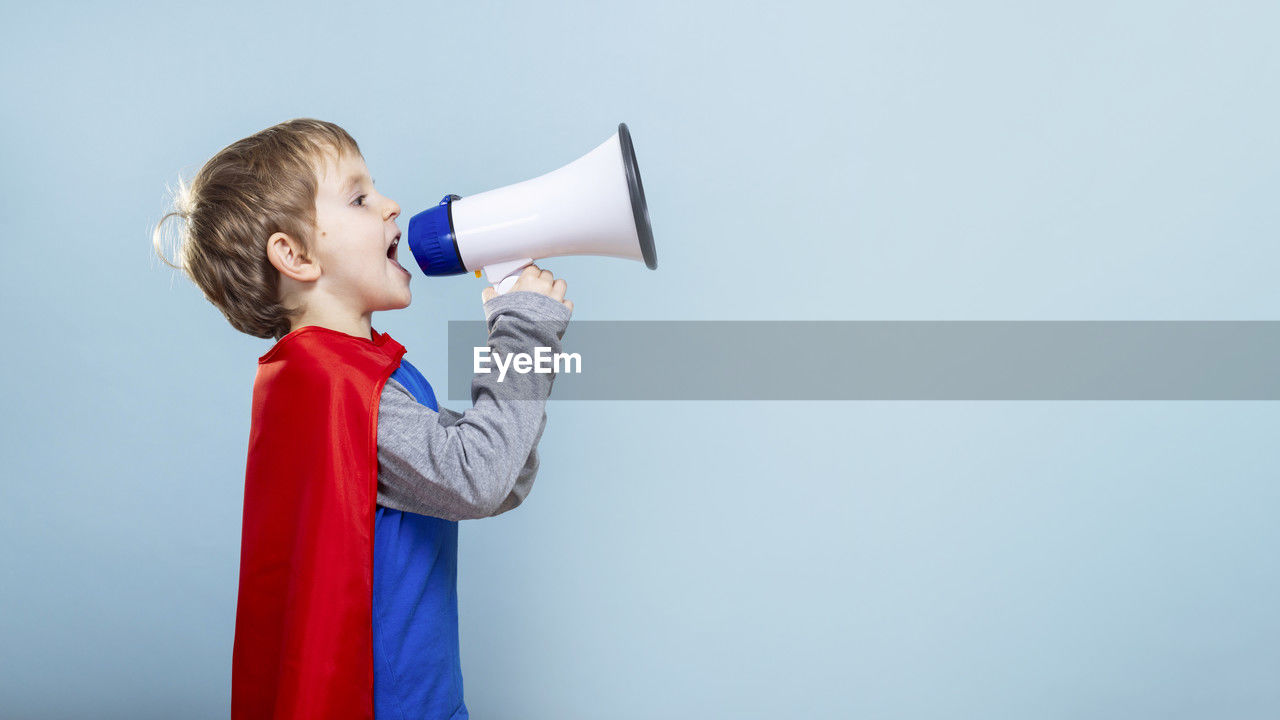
288, 304, 374, 341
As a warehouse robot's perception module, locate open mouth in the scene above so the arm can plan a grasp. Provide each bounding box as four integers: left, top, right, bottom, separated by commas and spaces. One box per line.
387, 233, 410, 277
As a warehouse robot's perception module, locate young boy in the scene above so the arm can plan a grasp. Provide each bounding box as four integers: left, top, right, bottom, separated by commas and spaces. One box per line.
153, 118, 572, 719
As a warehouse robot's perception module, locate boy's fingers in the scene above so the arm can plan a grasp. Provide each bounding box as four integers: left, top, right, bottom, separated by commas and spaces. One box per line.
481, 287, 496, 303
562, 298, 574, 313
550, 278, 567, 302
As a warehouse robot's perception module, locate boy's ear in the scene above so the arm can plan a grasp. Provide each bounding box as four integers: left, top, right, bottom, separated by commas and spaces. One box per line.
267, 231, 321, 283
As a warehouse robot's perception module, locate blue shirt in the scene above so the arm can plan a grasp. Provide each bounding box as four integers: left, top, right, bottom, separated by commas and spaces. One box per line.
372, 358, 469, 719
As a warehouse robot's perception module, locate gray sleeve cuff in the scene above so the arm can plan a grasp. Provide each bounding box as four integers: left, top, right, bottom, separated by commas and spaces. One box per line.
483, 290, 573, 327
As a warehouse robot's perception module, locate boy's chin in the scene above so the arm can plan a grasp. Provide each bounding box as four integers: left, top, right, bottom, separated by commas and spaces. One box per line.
376, 293, 412, 313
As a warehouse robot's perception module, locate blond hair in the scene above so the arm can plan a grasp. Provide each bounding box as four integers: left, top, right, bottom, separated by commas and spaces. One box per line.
152, 118, 361, 340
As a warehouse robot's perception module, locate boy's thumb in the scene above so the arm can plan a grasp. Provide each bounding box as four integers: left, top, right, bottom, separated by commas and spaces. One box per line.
481, 287, 497, 303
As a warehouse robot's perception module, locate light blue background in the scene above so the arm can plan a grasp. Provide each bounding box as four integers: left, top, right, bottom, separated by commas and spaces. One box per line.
2, 1, 1278, 717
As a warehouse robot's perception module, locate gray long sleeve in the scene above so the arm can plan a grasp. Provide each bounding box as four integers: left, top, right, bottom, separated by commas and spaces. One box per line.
375, 290, 572, 521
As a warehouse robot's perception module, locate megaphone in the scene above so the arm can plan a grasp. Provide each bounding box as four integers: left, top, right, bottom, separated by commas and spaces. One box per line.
406, 122, 657, 294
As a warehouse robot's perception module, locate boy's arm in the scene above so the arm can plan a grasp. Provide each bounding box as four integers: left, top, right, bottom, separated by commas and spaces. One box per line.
440, 404, 547, 516
378, 393, 546, 518
376, 291, 570, 521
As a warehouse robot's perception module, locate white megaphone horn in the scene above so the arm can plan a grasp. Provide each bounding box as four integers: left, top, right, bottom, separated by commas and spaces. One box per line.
406, 123, 657, 295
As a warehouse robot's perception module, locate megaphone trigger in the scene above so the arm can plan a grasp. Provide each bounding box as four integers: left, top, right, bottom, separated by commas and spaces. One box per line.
495, 275, 521, 296
483, 257, 535, 296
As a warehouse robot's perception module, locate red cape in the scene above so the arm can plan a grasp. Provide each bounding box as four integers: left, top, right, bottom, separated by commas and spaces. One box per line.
231, 325, 405, 720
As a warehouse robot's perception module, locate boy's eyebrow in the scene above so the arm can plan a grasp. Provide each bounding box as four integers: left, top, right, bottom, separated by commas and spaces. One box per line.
343, 174, 375, 191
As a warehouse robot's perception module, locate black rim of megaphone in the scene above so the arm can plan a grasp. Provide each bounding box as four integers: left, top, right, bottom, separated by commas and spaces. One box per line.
618, 123, 657, 270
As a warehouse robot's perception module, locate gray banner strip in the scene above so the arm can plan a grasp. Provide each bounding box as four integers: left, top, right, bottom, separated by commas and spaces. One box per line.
447, 321, 1280, 401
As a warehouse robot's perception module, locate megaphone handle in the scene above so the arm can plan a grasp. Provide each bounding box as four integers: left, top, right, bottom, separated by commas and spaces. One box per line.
494, 274, 521, 295
483, 257, 536, 296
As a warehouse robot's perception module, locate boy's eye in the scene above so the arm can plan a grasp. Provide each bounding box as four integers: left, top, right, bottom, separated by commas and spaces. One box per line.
353, 194, 367, 207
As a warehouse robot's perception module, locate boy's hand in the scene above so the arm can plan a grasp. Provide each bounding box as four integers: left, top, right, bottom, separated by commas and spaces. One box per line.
481, 264, 573, 313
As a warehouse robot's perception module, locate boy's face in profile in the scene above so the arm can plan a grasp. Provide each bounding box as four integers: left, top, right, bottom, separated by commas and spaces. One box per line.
310, 150, 412, 315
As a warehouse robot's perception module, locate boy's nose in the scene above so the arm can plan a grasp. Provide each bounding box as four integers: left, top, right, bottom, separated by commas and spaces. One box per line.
384, 198, 400, 221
